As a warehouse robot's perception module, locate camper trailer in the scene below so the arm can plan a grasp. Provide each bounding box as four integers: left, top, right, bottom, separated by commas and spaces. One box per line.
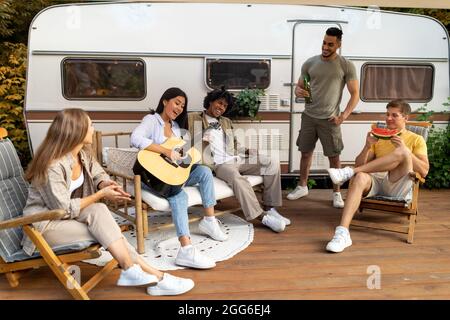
24, 1, 450, 176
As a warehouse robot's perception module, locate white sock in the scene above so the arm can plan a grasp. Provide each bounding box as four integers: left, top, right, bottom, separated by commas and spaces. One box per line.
336, 226, 349, 234
122, 264, 138, 272
180, 244, 193, 252
204, 216, 216, 222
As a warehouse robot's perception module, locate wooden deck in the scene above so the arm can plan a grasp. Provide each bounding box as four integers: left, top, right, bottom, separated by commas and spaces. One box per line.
1, 189, 450, 300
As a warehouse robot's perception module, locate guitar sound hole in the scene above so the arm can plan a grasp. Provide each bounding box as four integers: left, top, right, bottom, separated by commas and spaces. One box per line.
178, 155, 192, 168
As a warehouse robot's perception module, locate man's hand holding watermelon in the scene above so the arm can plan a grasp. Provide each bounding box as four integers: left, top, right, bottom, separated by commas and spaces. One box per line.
364, 131, 378, 149
390, 135, 409, 151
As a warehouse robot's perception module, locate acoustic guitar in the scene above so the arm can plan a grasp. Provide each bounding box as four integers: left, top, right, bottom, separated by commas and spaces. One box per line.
133, 137, 201, 198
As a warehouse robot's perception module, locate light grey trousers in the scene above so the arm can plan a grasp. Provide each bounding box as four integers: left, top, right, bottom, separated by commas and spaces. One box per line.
42, 203, 139, 262
214, 155, 283, 221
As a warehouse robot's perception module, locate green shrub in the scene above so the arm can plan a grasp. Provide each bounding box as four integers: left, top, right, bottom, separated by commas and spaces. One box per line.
423, 124, 450, 189
0, 42, 30, 166
415, 98, 450, 189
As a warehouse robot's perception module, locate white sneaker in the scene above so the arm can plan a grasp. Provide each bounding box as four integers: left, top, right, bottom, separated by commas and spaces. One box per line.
198, 217, 228, 241
175, 246, 216, 269
326, 226, 352, 253
261, 214, 286, 233
147, 273, 194, 296
327, 167, 354, 186
117, 264, 159, 286
333, 192, 345, 209
286, 185, 308, 200
264, 208, 291, 226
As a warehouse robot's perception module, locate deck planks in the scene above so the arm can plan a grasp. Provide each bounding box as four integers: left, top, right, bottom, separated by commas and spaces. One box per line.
1, 189, 449, 300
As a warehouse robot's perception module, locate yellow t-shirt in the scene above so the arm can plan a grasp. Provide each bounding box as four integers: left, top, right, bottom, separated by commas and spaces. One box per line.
370, 129, 427, 159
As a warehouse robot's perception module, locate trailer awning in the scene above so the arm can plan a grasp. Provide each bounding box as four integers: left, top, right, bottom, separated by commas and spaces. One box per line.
147, 1, 450, 9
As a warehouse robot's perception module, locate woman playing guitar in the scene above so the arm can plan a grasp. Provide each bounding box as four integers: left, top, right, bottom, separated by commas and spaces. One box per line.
131, 87, 227, 270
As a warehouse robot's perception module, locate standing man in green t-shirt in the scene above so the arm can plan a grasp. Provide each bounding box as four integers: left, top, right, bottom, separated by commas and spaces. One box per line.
287, 27, 360, 209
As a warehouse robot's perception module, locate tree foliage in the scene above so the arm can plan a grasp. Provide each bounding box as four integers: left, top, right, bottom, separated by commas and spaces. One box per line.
0, 0, 15, 38
415, 98, 450, 189
0, 0, 87, 166
0, 0, 83, 43
0, 42, 29, 165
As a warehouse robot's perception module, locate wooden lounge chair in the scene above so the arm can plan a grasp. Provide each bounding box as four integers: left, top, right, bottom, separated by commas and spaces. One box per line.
351, 121, 432, 243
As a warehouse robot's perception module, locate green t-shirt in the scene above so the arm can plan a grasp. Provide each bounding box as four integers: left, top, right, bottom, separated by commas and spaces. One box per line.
300, 55, 357, 119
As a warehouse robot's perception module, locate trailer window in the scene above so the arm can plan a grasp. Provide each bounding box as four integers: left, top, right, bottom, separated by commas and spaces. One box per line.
206, 59, 270, 90
62, 59, 146, 100
361, 64, 433, 102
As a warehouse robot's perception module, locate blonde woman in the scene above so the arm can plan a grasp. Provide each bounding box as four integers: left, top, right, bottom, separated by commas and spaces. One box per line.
22, 108, 194, 296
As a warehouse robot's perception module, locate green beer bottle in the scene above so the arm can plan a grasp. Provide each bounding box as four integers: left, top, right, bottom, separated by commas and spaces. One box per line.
303, 75, 312, 104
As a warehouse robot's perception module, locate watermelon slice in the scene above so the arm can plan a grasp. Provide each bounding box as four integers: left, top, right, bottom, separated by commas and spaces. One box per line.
371, 127, 401, 140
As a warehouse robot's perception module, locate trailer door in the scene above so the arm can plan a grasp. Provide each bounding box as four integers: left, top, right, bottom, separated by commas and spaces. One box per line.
289, 20, 346, 174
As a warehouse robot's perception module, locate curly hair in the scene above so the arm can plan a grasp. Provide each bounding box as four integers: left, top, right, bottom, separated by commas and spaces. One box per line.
203, 86, 234, 110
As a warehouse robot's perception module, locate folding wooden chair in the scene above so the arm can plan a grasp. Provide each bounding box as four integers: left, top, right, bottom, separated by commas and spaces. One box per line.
0, 130, 119, 300
351, 121, 431, 243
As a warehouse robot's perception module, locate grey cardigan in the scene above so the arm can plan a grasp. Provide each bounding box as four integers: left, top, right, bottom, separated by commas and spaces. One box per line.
21, 149, 111, 256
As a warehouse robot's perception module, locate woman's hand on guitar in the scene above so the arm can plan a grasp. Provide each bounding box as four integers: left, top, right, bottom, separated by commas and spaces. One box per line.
163, 147, 182, 162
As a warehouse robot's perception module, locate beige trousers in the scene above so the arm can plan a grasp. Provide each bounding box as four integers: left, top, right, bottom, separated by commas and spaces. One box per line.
214, 154, 283, 221
42, 203, 139, 262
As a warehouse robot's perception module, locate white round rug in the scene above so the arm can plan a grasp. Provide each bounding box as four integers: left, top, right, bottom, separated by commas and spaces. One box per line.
83, 210, 254, 270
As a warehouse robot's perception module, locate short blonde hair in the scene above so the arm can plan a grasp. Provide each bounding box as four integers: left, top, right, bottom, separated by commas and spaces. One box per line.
386, 99, 411, 116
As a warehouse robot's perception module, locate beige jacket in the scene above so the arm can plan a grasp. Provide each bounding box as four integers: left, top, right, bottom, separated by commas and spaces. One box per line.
21, 149, 111, 256
187, 111, 247, 168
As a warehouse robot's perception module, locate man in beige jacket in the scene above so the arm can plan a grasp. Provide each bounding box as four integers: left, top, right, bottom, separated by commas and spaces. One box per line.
187, 88, 291, 232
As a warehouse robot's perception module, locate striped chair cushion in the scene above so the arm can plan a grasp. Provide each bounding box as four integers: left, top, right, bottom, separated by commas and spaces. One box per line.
0, 139, 28, 262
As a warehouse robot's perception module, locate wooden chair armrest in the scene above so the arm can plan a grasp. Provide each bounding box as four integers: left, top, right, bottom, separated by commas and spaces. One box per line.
409, 172, 425, 184
0, 209, 66, 230
100, 131, 132, 137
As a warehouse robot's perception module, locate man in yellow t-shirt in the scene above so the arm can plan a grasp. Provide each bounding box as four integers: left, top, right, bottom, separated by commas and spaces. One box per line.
324, 100, 429, 253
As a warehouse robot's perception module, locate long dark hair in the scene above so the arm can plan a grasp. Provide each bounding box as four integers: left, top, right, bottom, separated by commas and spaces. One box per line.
150, 87, 188, 130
